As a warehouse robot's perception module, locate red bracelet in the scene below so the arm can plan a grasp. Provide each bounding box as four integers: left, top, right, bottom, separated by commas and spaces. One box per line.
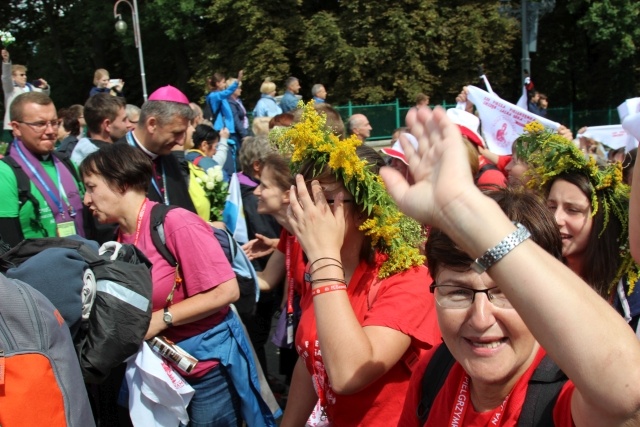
312, 283, 348, 297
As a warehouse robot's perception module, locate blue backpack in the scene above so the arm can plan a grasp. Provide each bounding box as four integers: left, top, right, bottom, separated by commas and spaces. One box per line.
149, 204, 259, 317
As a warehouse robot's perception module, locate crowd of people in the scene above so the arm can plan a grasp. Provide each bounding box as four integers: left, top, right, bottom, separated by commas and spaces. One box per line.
2, 43, 640, 427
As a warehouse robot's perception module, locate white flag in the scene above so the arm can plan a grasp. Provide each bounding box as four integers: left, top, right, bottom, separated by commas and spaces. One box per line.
466, 85, 560, 155
617, 98, 640, 122
578, 125, 630, 150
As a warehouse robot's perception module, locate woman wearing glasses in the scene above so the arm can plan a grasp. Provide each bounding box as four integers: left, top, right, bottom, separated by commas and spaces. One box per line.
388, 107, 640, 426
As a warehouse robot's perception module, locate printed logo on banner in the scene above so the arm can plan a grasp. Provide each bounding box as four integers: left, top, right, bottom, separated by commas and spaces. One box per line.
492, 119, 517, 149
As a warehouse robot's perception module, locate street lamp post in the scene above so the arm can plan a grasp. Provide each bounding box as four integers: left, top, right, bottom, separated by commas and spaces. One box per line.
499, 0, 555, 85
113, 0, 148, 102
521, 0, 530, 85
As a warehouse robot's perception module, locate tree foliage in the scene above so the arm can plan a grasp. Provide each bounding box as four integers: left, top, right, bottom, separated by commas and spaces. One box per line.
0, 0, 638, 113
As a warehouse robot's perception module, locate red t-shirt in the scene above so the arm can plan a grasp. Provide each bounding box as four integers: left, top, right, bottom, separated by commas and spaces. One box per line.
295, 259, 441, 426
399, 346, 576, 426
120, 200, 236, 375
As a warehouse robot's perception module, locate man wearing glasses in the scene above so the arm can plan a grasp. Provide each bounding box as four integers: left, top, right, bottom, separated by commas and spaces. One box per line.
0, 92, 86, 246
1, 49, 50, 144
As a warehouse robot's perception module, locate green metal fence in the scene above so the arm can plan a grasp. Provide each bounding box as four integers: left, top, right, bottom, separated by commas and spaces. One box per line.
333, 100, 623, 141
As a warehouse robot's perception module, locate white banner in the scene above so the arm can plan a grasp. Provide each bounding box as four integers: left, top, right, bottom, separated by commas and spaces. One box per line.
578, 125, 630, 150
466, 85, 560, 155
617, 98, 640, 122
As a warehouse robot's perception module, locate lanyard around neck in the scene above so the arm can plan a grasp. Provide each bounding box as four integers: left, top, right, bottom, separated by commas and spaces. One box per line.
117, 198, 148, 246
14, 143, 74, 218
448, 375, 511, 427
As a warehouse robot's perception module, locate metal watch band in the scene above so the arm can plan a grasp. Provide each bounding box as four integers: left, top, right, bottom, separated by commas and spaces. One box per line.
470, 223, 531, 274
163, 307, 173, 327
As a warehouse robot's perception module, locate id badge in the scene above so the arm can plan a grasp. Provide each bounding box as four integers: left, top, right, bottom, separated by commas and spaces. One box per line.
57, 221, 77, 237
286, 314, 294, 345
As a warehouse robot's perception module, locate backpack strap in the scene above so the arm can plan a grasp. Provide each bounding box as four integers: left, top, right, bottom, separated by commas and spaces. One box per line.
417, 343, 456, 425
213, 226, 235, 265
149, 203, 178, 267
517, 355, 568, 427
150, 203, 236, 267
1, 156, 46, 235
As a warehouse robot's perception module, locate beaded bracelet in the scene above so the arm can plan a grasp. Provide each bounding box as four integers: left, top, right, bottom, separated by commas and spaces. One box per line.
312, 283, 348, 297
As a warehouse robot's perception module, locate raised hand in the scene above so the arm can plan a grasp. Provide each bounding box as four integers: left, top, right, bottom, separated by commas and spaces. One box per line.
380, 107, 480, 230
287, 175, 345, 261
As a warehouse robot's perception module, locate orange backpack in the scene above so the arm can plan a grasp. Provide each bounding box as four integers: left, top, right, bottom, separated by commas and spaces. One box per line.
0, 274, 94, 427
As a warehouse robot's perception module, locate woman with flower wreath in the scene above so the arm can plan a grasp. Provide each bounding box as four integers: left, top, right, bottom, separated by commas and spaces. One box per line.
514, 123, 640, 331
390, 105, 640, 427
274, 104, 440, 426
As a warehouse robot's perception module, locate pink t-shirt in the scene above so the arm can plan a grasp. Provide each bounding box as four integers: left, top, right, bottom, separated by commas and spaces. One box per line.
295, 259, 441, 426
120, 200, 235, 343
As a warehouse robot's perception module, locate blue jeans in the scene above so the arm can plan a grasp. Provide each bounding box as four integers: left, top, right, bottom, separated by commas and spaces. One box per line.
184, 365, 242, 427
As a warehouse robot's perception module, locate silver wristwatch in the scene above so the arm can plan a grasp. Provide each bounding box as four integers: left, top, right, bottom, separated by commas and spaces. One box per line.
470, 223, 531, 274
163, 307, 174, 327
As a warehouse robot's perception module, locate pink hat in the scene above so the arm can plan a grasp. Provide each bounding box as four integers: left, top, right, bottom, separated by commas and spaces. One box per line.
380, 133, 418, 165
148, 85, 190, 105
446, 109, 485, 148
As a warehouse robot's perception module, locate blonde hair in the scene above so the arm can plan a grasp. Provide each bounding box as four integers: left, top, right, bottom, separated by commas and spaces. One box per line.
260, 79, 276, 95
93, 69, 109, 85
226, 78, 240, 88
11, 65, 26, 76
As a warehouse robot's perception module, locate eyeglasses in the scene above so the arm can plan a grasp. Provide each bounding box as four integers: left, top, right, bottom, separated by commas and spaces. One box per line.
18, 120, 60, 133
429, 284, 513, 309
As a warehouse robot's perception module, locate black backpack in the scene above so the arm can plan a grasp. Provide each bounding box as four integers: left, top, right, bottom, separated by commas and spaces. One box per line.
416, 343, 568, 426
0, 236, 154, 384
149, 203, 259, 318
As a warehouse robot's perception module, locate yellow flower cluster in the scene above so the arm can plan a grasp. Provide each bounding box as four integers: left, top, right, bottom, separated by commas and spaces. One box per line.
523, 121, 545, 134
270, 101, 425, 278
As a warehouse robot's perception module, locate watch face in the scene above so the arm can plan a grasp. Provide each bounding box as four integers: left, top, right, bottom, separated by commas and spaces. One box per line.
163, 311, 172, 323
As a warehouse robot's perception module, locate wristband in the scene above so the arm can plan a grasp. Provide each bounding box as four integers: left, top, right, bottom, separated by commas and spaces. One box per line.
470, 223, 531, 274
312, 283, 348, 297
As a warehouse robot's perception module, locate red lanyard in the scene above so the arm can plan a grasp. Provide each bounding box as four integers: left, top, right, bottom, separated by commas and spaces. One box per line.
448, 375, 511, 427
117, 198, 148, 245
285, 234, 295, 315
